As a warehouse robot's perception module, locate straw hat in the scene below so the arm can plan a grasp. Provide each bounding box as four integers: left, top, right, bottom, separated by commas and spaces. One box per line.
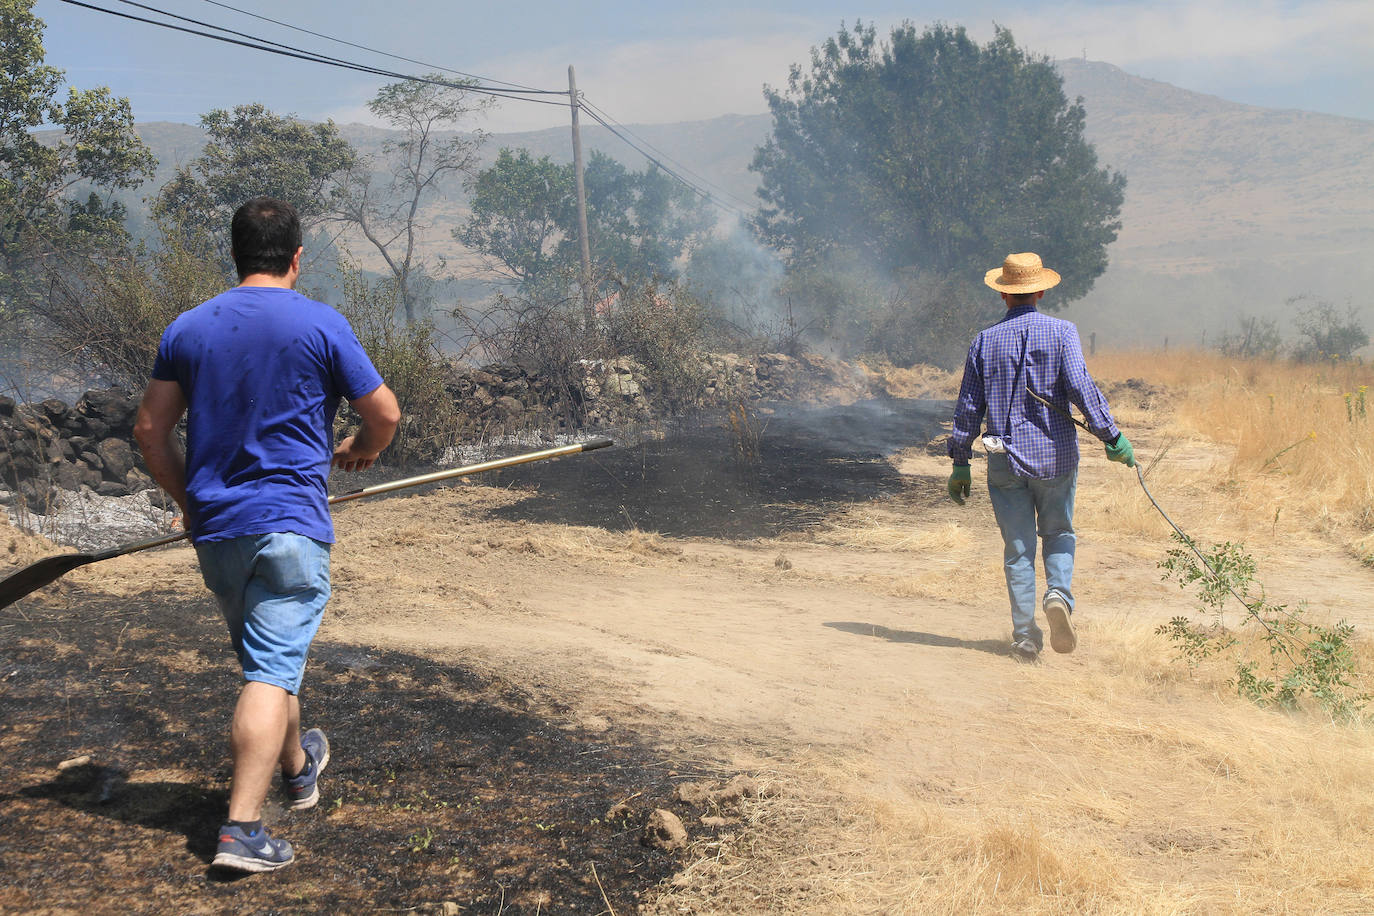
984, 252, 1061, 293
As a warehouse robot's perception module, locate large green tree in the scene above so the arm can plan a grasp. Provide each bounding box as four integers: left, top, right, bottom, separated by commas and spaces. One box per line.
459, 148, 573, 288
0, 0, 153, 298
457, 148, 714, 293
752, 22, 1125, 306
153, 103, 356, 268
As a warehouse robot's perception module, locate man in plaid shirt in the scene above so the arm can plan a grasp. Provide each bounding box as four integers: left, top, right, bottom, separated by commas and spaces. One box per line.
947, 253, 1135, 661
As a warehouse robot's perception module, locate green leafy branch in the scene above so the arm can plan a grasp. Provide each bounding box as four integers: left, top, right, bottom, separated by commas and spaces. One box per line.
1157, 532, 1368, 720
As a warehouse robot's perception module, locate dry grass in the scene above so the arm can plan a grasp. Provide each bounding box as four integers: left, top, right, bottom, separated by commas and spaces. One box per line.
646, 349, 1374, 914
1088, 350, 1374, 556
10, 349, 1372, 914
866, 360, 962, 400
649, 627, 1374, 913
813, 511, 972, 553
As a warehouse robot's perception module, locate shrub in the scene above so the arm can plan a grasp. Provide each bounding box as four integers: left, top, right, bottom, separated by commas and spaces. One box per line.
1290, 295, 1368, 362
458, 270, 710, 423
1157, 532, 1368, 721
1216, 314, 1282, 360
31, 222, 226, 389
335, 260, 462, 465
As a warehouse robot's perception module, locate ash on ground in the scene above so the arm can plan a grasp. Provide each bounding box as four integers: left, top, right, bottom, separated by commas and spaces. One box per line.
4, 486, 176, 551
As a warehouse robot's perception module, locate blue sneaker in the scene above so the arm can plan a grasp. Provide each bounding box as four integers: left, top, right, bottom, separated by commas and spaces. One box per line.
212, 825, 294, 872
285, 727, 330, 810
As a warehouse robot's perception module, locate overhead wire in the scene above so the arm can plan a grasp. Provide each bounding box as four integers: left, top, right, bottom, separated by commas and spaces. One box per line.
577, 101, 749, 217
579, 97, 757, 214
196, 0, 544, 92
184, 0, 758, 215
111, 0, 428, 78
57, 0, 569, 105
60, 0, 757, 215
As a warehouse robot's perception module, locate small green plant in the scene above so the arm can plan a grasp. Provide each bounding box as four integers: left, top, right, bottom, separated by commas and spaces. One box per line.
1157, 532, 1368, 720
335, 259, 464, 466
1155, 616, 1235, 670
405, 826, 437, 853
1262, 430, 1316, 469
1289, 295, 1369, 363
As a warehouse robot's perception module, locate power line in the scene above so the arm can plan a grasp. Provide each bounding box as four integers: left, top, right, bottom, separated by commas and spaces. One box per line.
111, 0, 409, 78
577, 101, 748, 218
61, 0, 755, 217
579, 97, 757, 214
58, 0, 568, 105
197, 0, 544, 93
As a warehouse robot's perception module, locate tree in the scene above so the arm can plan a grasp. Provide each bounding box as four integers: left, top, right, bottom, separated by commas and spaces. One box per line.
458, 148, 714, 294
0, 0, 153, 298
1290, 295, 1368, 362
334, 258, 460, 463
751, 22, 1125, 306
582, 153, 715, 283
336, 74, 492, 325
459, 148, 573, 289
153, 103, 356, 268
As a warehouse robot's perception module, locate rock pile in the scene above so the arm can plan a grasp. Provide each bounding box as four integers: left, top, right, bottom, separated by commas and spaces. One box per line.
447, 351, 879, 434
1, 352, 883, 504
0, 389, 153, 507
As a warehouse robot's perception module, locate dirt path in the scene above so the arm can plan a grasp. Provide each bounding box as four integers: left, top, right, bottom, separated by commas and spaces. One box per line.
27, 423, 1374, 913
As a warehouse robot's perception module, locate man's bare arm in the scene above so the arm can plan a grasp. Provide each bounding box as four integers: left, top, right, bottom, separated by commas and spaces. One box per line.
133, 379, 190, 515
333, 383, 401, 472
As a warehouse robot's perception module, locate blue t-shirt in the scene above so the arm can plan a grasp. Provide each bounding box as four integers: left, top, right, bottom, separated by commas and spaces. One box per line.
151, 286, 384, 544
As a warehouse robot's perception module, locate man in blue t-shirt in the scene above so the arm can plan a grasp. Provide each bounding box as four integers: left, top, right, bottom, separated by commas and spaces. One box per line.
134, 197, 400, 873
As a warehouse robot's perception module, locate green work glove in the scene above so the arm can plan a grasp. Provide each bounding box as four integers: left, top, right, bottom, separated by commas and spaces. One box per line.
1104, 433, 1136, 468
947, 464, 971, 504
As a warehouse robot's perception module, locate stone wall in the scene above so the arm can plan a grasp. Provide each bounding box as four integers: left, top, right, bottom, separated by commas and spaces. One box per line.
448, 352, 879, 433
0, 352, 881, 504
0, 389, 152, 507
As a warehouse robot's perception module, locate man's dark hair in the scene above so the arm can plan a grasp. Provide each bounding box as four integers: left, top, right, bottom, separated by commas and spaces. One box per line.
1006, 292, 1039, 306
230, 197, 303, 280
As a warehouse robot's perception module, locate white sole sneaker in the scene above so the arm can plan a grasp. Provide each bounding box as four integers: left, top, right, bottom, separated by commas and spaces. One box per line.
1044, 593, 1077, 654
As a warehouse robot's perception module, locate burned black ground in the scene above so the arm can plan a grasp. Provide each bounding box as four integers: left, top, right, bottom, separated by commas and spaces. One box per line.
489, 398, 949, 538
0, 591, 702, 914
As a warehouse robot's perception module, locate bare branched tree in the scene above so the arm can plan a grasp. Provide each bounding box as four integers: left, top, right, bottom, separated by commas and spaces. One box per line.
338, 75, 494, 324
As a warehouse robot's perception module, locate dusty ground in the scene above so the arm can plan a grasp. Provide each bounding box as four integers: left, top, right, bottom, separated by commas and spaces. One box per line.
4, 382, 1374, 913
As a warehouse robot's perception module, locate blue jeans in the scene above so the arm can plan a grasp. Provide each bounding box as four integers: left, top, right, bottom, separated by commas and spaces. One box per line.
986, 453, 1076, 648
195, 533, 332, 694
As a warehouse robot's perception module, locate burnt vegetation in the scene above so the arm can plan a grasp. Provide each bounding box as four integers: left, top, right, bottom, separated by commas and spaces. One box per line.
0, 590, 702, 913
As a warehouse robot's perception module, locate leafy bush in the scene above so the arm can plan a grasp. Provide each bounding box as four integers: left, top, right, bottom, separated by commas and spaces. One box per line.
600, 278, 708, 413
1158, 532, 1368, 720
1290, 295, 1368, 362
335, 260, 461, 465
33, 222, 227, 389
1216, 314, 1282, 360
458, 270, 710, 422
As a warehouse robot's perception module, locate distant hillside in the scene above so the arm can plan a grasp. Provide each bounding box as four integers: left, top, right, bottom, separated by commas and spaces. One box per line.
1053, 60, 1374, 347
89, 58, 1374, 349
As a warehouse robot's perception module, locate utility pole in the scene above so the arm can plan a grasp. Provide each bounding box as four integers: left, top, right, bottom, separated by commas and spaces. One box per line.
568, 65, 594, 327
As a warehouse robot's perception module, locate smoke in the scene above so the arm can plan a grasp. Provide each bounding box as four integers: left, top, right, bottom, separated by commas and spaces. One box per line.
684, 218, 787, 336
683, 218, 887, 360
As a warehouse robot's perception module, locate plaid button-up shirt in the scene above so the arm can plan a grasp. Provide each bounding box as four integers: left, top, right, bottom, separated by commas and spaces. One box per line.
948, 305, 1119, 479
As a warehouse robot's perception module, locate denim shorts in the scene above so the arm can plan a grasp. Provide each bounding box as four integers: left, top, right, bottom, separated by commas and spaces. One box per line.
195, 533, 332, 694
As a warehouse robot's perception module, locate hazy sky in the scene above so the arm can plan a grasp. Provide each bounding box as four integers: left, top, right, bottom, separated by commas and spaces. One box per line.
35, 0, 1374, 134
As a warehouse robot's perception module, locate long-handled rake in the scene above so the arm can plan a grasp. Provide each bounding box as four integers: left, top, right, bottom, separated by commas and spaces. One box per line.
0, 437, 613, 611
